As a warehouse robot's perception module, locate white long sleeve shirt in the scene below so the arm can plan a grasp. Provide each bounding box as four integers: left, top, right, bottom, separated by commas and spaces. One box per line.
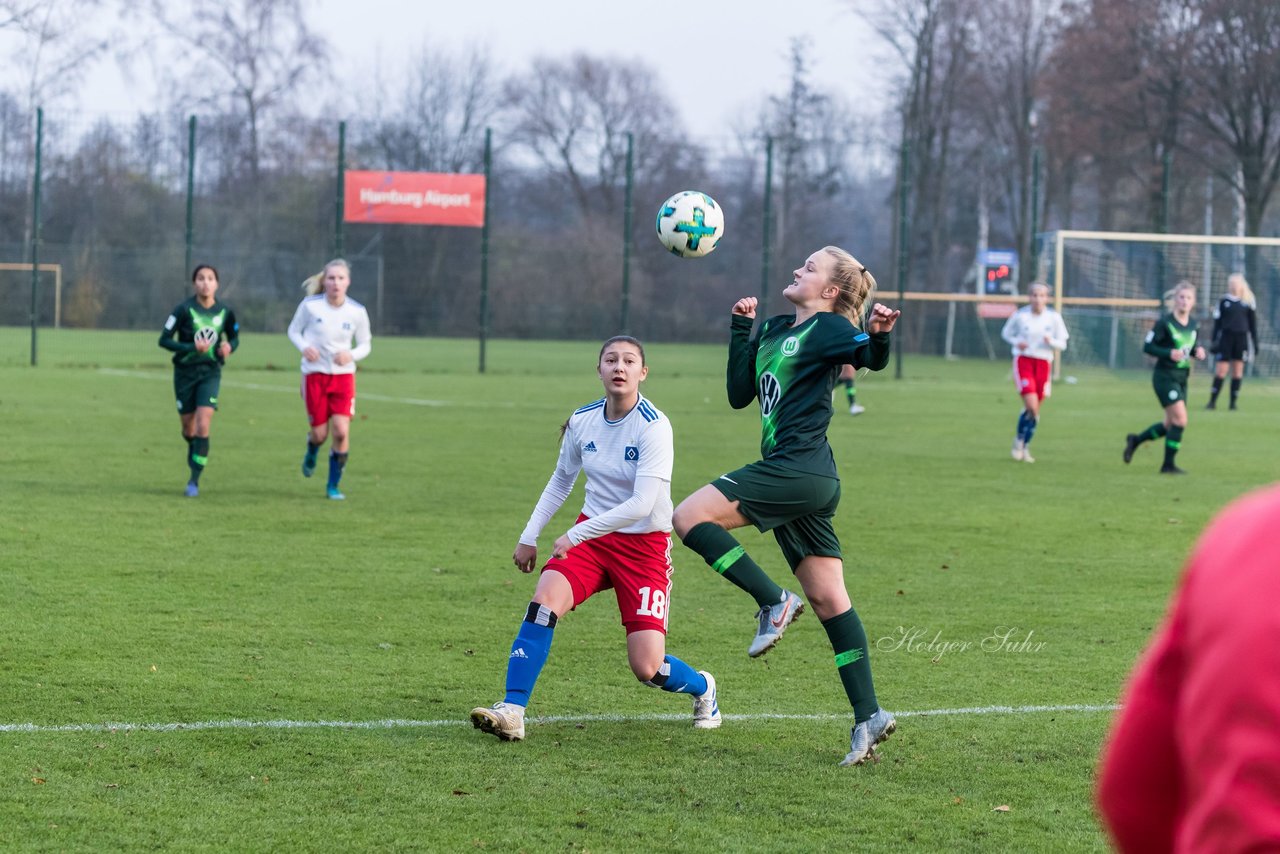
519, 395, 674, 547
1001, 305, 1069, 362
287, 295, 372, 375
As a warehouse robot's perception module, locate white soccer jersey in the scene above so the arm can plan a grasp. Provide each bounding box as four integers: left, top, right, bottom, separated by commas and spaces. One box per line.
1001, 306, 1069, 362
519, 394, 674, 545
287, 295, 372, 375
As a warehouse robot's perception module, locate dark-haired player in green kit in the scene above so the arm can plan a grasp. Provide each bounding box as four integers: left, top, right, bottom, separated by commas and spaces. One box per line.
673, 245, 902, 767
158, 264, 239, 496
1123, 281, 1205, 475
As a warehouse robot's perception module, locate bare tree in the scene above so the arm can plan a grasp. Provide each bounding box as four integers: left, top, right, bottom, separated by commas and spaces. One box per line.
3, 0, 111, 112
502, 53, 689, 219
1183, 0, 1280, 257
0, 1, 40, 30
1048, 0, 1197, 232
362, 43, 502, 174
858, 0, 980, 293
970, 0, 1061, 281
148, 0, 330, 181
753, 39, 859, 260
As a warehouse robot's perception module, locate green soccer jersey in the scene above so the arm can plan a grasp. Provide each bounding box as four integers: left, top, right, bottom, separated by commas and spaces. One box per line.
1143, 313, 1198, 372
728, 312, 891, 476
159, 297, 239, 369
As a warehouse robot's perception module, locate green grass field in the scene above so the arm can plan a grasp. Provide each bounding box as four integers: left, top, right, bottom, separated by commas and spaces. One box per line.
2, 329, 1278, 852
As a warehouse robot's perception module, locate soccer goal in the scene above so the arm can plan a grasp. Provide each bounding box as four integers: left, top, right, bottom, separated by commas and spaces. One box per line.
1041, 231, 1280, 376
0, 262, 63, 328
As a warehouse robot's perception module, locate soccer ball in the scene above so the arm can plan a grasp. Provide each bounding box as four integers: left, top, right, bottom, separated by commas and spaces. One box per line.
656, 190, 725, 258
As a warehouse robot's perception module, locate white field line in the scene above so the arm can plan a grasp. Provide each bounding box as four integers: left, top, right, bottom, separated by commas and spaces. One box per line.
97, 367, 515, 408
0, 703, 1118, 735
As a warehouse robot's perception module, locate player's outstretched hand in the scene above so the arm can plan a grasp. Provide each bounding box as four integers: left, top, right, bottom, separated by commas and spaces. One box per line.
513, 543, 538, 573
867, 302, 901, 334
732, 297, 758, 318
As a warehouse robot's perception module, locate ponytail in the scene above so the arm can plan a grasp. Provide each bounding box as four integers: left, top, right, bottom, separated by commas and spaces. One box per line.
823, 246, 876, 327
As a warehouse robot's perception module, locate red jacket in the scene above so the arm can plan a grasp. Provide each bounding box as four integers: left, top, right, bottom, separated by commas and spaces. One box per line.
1097, 484, 1280, 853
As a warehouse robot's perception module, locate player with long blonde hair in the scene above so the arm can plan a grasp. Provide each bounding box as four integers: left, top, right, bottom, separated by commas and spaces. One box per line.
673, 245, 902, 766
1123, 281, 1206, 474
287, 259, 372, 499
1206, 273, 1258, 410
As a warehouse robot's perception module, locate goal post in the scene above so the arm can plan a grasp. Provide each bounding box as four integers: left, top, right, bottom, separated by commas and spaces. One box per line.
0, 262, 63, 328
1041, 230, 1280, 377
871, 230, 1278, 376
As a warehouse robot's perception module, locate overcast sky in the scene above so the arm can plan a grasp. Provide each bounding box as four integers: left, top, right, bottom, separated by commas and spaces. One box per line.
58, 0, 890, 130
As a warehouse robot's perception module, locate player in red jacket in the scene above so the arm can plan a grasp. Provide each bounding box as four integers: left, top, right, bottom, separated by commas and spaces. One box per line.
1096, 483, 1280, 852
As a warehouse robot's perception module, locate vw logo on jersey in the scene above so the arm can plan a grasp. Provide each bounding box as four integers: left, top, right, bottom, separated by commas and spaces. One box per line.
193, 327, 218, 347
759, 371, 781, 416
781, 336, 800, 357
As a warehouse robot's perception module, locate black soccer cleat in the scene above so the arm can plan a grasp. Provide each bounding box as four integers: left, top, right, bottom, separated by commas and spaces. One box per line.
1123, 434, 1139, 464
1160, 464, 1188, 475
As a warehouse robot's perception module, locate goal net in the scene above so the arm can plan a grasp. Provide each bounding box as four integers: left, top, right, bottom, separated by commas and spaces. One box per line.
1040, 231, 1280, 376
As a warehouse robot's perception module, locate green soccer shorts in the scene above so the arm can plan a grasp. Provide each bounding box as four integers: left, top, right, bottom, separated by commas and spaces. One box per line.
711, 458, 842, 571
174, 367, 221, 413
1152, 369, 1188, 407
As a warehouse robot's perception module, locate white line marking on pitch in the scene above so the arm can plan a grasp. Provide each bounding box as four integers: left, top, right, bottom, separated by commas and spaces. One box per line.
0, 704, 1118, 734
96, 368, 518, 408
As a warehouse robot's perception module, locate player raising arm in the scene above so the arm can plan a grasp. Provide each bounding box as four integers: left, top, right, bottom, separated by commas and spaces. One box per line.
672, 245, 901, 766
470, 336, 720, 742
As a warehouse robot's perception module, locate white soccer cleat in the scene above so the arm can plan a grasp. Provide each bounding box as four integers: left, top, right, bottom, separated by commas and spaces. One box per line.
470, 702, 526, 741
1021, 449, 1036, 463
1011, 438, 1025, 461
748, 590, 805, 658
840, 708, 897, 766
692, 671, 721, 729
849, 403, 866, 416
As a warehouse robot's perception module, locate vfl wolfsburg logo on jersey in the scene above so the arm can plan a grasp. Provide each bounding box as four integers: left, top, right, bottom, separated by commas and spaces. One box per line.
755, 324, 817, 453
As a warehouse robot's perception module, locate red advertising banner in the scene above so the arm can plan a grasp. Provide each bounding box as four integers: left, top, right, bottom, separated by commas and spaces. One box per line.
343, 171, 486, 227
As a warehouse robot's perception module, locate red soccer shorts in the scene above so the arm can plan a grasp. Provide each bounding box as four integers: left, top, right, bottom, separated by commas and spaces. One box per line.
1014, 355, 1051, 401
303, 372, 356, 426
542, 516, 674, 634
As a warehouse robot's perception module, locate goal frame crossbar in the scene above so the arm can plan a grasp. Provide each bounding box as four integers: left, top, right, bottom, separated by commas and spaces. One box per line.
0, 262, 63, 328
1048, 229, 1280, 314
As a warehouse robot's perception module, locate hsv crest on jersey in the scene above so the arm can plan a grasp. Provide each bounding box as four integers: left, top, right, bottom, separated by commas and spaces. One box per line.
624, 446, 639, 461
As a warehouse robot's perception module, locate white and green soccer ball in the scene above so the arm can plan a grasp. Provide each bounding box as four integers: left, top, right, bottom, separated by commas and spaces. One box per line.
656, 190, 725, 258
